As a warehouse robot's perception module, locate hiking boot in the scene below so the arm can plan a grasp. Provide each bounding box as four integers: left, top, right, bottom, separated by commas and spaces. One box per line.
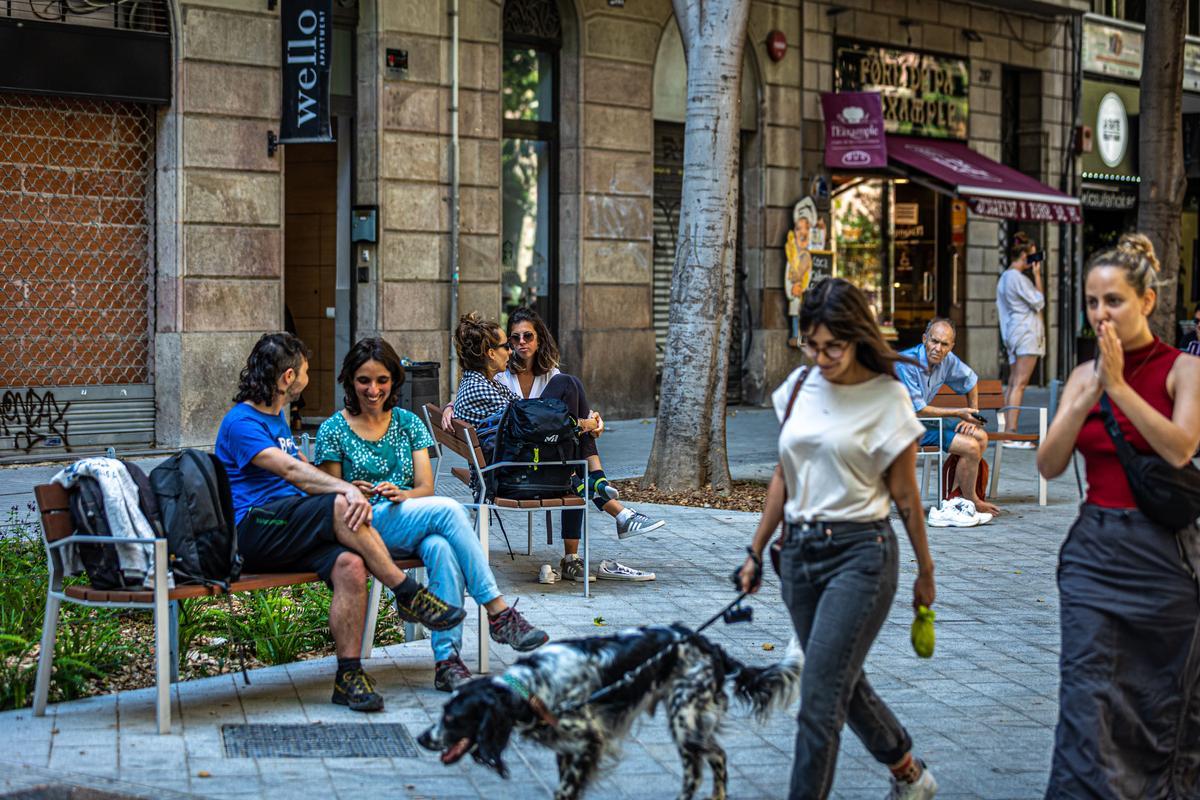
489, 601, 549, 652
597, 559, 656, 582
434, 655, 472, 692
331, 667, 384, 712
394, 586, 467, 631
616, 510, 666, 540
560, 554, 595, 583
889, 761, 939, 800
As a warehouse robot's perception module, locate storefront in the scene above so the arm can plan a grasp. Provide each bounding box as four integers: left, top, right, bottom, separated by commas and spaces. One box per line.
822, 40, 1079, 351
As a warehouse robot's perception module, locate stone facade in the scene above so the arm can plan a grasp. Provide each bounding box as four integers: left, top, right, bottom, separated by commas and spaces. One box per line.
16, 0, 1084, 450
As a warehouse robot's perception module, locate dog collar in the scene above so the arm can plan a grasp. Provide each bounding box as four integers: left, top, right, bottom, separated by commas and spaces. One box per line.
502, 674, 559, 728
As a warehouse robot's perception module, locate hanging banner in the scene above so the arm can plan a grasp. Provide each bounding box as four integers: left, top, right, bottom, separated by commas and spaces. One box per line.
280, 0, 333, 143
821, 91, 887, 169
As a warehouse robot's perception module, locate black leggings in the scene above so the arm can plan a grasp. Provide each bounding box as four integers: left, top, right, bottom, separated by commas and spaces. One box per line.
540, 373, 595, 540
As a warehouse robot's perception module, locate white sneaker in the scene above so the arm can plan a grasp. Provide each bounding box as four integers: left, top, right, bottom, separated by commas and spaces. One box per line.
890, 762, 938, 799
1002, 440, 1036, 449
975, 511, 994, 525
927, 498, 981, 528
597, 559, 656, 581
537, 564, 560, 584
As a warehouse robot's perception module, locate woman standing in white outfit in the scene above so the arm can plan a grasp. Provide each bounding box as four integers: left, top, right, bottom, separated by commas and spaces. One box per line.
996, 233, 1045, 441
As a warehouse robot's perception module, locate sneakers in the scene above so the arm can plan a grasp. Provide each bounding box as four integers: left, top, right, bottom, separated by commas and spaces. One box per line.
560, 554, 595, 583
488, 601, 550, 651
597, 559, 656, 581
1002, 440, 1036, 449
331, 667, 384, 712
890, 761, 939, 799
928, 497, 990, 528
616, 510, 666, 540
538, 564, 560, 584
434, 655, 472, 693
394, 585, 467, 631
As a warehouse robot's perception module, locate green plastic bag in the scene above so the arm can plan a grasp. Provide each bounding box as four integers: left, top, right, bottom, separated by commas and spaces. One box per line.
911, 605, 935, 658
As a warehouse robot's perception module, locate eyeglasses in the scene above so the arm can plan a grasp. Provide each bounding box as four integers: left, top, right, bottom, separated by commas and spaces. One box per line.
511, 331, 536, 343
802, 340, 847, 361
490, 340, 513, 352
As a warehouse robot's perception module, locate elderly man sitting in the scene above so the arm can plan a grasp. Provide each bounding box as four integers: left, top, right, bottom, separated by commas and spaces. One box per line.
897, 318, 1000, 518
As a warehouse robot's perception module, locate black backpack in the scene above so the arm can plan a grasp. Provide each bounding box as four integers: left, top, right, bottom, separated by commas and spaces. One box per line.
150, 449, 242, 588
68, 461, 164, 589
488, 399, 580, 500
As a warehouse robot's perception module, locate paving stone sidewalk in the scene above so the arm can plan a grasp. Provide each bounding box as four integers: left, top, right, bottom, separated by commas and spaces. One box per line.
0, 396, 1076, 799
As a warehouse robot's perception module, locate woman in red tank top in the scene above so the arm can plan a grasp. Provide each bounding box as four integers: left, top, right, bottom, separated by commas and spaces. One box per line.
1038, 234, 1200, 799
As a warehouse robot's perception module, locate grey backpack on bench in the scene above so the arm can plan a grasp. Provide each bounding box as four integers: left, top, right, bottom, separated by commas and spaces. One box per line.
149, 449, 242, 588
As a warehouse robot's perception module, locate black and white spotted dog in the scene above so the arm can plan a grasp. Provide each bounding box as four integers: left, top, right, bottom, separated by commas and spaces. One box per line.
417, 623, 802, 800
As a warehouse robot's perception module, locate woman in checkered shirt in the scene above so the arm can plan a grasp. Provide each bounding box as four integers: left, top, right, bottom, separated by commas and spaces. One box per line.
443, 313, 666, 583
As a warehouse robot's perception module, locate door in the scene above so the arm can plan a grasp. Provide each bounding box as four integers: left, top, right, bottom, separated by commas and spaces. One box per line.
890, 180, 939, 349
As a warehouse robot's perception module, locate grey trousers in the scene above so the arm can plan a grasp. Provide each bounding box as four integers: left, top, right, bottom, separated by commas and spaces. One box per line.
779, 520, 913, 800
1048, 504, 1200, 799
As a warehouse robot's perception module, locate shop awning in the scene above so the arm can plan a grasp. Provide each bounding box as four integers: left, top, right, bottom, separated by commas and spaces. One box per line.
887, 135, 1082, 224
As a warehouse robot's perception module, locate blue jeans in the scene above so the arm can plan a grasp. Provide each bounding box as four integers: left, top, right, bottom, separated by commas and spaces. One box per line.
779, 520, 912, 799
372, 496, 501, 662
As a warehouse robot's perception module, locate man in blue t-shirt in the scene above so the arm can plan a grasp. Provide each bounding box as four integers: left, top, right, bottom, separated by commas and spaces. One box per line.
895, 318, 999, 517
215, 333, 466, 712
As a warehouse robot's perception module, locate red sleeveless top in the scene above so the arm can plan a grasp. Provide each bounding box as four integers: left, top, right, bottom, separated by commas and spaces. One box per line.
1076, 338, 1182, 508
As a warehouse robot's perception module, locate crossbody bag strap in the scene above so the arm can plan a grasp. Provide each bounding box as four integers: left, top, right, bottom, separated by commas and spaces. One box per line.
1098, 393, 1138, 464
783, 366, 811, 424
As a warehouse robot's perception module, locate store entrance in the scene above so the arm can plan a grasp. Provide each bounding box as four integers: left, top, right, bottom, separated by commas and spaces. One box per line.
832, 178, 943, 349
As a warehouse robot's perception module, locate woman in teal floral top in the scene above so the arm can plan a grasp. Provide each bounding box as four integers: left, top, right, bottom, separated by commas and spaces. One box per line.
316, 337, 548, 691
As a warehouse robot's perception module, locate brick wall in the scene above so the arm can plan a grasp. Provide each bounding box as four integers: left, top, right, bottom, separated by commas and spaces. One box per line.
0, 93, 155, 387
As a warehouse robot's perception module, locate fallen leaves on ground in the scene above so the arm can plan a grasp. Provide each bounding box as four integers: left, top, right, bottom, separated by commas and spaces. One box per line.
611, 480, 768, 513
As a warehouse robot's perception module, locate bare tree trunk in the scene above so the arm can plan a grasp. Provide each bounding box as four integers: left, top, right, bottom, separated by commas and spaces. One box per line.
1139, 0, 1187, 340
642, 0, 748, 493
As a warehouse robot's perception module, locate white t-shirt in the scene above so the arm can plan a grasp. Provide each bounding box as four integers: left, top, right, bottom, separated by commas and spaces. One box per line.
772, 367, 925, 524
494, 367, 561, 399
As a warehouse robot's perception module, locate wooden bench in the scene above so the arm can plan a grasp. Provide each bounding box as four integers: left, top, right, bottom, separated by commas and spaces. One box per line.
422, 403, 594, 600
930, 379, 1048, 505
31, 483, 426, 734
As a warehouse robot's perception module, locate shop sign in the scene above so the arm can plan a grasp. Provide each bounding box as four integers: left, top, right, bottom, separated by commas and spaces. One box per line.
785, 197, 832, 316
834, 40, 969, 140
1096, 92, 1129, 168
821, 92, 887, 169
1081, 188, 1137, 210
968, 196, 1082, 224
1185, 38, 1200, 93
1082, 14, 1143, 80
280, 0, 333, 143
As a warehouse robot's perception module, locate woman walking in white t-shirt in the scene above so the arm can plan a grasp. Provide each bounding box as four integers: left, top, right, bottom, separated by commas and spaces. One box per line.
738, 279, 938, 800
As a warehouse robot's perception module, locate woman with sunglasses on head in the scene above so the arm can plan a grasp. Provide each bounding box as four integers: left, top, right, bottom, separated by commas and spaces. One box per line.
737, 279, 938, 800
1037, 234, 1200, 799
996, 232, 1045, 441
446, 312, 666, 583
314, 337, 549, 693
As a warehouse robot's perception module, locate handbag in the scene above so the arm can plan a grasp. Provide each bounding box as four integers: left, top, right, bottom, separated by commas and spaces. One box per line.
1098, 393, 1200, 530
941, 454, 989, 502
769, 367, 810, 574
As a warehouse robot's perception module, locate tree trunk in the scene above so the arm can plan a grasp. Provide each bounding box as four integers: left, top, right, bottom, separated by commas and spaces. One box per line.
641, 0, 749, 493
1139, 0, 1187, 340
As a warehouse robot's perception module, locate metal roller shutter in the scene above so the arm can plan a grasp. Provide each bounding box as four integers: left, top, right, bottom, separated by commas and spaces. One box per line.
0, 92, 156, 456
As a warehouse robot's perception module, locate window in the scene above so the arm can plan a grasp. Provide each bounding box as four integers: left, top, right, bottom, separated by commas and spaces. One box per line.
502, 0, 561, 332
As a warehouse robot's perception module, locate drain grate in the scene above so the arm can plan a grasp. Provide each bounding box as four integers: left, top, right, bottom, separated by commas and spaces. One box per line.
221, 723, 422, 758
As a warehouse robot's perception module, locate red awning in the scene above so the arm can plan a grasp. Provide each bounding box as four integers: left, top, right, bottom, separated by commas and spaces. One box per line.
887, 135, 1082, 224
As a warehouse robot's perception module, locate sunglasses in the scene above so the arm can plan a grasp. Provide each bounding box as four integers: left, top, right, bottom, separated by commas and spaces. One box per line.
490, 340, 513, 352
511, 331, 536, 343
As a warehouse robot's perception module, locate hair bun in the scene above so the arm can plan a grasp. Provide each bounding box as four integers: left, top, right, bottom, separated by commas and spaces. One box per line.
1117, 232, 1160, 274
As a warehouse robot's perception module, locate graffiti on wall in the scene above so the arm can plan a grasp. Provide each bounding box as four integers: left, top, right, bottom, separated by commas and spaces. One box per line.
1, 389, 71, 453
